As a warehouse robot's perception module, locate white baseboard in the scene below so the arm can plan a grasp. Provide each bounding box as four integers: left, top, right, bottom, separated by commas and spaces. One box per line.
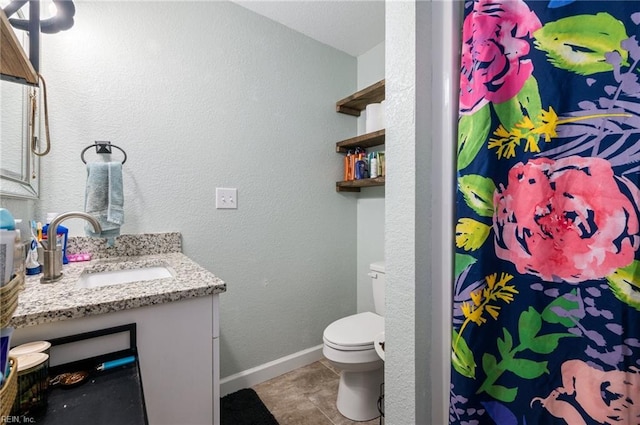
220, 344, 324, 396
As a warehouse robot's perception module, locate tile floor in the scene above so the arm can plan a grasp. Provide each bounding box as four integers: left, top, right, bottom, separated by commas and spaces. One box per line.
253, 360, 382, 425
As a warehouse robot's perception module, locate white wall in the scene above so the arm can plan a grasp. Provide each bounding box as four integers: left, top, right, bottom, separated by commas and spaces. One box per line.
357, 42, 385, 136
386, 2, 418, 421
28, 1, 358, 378
356, 42, 385, 313
385, 1, 460, 424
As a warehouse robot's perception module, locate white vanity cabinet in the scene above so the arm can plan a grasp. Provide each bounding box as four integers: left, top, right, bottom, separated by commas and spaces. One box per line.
12, 293, 221, 425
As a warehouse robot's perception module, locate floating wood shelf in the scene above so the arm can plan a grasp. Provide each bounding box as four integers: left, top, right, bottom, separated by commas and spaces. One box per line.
0, 9, 38, 85
336, 177, 385, 192
336, 79, 385, 116
336, 129, 385, 153
334, 79, 385, 192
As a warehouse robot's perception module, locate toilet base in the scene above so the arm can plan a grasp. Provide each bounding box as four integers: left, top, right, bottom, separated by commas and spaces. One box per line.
336, 366, 384, 422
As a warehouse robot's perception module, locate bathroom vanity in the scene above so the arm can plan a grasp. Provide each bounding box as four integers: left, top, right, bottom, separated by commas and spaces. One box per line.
9, 233, 226, 425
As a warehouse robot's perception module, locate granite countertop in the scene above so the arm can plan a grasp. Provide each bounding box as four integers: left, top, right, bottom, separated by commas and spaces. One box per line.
10, 233, 226, 328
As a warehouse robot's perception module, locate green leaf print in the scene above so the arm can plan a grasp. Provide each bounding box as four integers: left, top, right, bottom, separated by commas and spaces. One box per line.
519, 308, 577, 354
533, 13, 629, 75
541, 291, 580, 327
458, 175, 496, 218
505, 358, 548, 379
493, 76, 543, 133
482, 353, 500, 379
496, 328, 513, 358
458, 104, 490, 171
454, 253, 477, 279
526, 333, 577, 355
477, 305, 575, 401
484, 384, 517, 403
606, 260, 640, 311
452, 329, 476, 379
518, 307, 542, 348
456, 218, 491, 252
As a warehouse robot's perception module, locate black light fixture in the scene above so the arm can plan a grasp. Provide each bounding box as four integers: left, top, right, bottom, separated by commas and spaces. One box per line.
2, 0, 75, 74
5, 0, 75, 33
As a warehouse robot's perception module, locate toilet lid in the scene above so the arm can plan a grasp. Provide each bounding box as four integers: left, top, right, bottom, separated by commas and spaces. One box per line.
323, 312, 384, 349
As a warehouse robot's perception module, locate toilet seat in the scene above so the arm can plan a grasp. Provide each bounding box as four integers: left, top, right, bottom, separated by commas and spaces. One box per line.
323, 312, 384, 351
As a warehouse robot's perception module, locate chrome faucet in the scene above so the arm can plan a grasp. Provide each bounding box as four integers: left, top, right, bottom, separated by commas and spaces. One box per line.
41, 211, 102, 283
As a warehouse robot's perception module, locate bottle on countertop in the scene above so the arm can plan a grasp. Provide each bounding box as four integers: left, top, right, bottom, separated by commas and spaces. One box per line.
25, 221, 41, 276
0, 208, 16, 285
42, 213, 69, 265
13, 220, 23, 280
0, 208, 24, 285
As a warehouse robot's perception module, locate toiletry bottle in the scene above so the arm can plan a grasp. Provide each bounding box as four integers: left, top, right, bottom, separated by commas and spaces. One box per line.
345, 151, 354, 181
0, 208, 16, 285
349, 150, 357, 181
344, 152, 351, 182
13, 220, 24, 280
25, 221, 41, 275
353, 148, 365, 180
42, 213, 69, 264
370, 153, 378, 178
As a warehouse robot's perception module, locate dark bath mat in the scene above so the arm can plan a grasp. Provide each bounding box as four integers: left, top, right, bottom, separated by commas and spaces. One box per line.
221, 388, 279, 425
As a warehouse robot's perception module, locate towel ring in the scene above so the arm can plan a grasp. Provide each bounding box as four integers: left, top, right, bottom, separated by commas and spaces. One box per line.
81, 141, 127, 164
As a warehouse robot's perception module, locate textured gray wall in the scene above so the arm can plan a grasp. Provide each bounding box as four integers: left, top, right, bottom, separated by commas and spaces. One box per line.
29, 1, 358, 378
356, 42, 385, 314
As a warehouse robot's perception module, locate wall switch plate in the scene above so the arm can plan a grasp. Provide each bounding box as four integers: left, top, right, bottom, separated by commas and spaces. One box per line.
216, 188, 237, 209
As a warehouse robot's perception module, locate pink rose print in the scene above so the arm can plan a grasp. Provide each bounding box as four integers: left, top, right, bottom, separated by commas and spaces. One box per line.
493, 156, 640, 283
531, 360, 640, 425
459, 0, 541, 114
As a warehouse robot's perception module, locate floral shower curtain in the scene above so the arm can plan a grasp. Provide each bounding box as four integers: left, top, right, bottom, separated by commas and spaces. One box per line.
451, 1, 640, 424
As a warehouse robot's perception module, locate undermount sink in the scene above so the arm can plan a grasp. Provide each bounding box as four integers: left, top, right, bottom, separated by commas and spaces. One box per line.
77, 263, 174, 289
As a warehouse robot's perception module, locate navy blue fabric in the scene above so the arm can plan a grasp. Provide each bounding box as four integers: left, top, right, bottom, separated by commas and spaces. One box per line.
451, 2, 640, 424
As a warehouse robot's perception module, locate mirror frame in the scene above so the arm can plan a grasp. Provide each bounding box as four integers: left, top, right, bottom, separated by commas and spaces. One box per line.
0, 5, 40, 199
0, 86, 40, 199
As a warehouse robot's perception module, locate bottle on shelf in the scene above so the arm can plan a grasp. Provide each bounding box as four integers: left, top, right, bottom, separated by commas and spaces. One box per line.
370, 153, 378, 179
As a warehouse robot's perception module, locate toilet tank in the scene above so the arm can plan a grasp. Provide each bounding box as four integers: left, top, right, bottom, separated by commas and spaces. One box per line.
369, 261, 385, 316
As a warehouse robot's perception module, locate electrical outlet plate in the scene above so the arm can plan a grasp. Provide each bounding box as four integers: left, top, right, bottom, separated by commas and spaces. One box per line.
216, 188, 237, 209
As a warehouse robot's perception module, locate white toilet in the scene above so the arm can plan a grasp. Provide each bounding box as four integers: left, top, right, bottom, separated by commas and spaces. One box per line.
323, 261, 385, 421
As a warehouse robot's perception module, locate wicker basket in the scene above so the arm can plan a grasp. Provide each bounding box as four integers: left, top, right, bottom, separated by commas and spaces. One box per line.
0, 274, 25, 329
0, 357, 18, 422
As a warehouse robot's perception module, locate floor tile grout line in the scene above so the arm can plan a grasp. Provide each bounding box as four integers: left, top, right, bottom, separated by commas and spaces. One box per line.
318, 360, 341, 377
310, 362, 344, 424
305, 364, 351, 425
314, 402, 342, 425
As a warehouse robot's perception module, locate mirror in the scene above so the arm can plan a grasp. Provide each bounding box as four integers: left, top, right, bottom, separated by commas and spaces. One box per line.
0, 6, 40, 199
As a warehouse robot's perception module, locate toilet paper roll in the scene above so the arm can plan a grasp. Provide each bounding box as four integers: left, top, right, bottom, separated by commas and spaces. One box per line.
365, 103, 383, 133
